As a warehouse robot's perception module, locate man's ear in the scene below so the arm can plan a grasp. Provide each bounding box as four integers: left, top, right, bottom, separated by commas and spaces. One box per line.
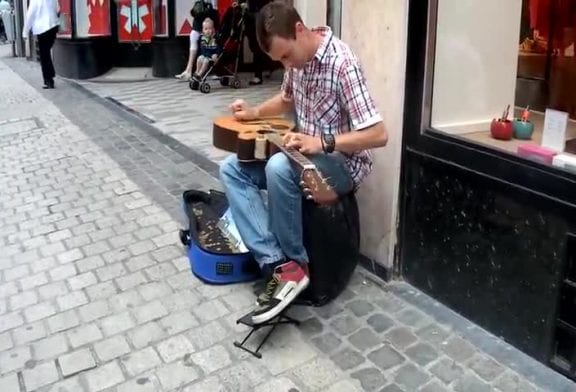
294, 22, 305, 36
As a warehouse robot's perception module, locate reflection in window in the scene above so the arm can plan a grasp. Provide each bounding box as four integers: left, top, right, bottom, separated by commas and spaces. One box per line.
517, 0, 576, 118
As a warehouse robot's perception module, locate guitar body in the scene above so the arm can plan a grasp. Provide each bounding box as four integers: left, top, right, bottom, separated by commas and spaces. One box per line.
213, 115, 337, 204
212, 116, 295, 162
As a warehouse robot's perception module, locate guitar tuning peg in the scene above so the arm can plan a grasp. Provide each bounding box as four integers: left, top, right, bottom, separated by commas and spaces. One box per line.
306, 195, 313, 200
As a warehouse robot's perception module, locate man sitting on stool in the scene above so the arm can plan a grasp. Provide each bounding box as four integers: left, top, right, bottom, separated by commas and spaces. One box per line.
219, 1, 388, 324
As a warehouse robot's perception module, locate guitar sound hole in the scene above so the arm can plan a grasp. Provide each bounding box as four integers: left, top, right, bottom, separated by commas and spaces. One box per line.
257, 130, 273, 135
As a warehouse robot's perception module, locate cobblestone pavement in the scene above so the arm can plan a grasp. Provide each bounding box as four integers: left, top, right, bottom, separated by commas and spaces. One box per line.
1, 48, 575, 392
74, 72, 283, 165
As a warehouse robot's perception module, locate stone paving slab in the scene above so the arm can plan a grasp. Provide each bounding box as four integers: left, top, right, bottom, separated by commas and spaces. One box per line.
1, 47, 575, 391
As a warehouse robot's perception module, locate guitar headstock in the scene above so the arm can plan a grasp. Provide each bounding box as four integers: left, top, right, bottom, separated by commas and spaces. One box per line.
300, 169, 338, 205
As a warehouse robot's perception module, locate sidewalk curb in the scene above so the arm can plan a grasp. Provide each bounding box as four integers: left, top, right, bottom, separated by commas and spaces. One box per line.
60, 76, 160, 84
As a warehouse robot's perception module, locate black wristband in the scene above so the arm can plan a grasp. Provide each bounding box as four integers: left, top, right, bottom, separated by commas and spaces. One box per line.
322, 133, 335, 153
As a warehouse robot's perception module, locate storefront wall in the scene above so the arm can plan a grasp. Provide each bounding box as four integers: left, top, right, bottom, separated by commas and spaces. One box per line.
293, 0, 326, 27
341, 0, 409, 273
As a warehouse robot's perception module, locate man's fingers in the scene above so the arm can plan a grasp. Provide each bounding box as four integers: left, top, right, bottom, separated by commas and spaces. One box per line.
286, 141, 302, 149
233, 111, 247, 120
230, 99, 245, 112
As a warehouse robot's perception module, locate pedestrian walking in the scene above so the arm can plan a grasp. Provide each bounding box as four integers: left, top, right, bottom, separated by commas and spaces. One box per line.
22, 0, 59, 89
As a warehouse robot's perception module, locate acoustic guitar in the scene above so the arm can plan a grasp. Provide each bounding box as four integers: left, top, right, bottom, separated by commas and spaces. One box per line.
212, 115, 338, 205
213, 116, 295, 161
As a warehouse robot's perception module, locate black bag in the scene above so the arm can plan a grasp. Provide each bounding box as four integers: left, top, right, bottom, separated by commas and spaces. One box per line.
190, 1, 220, 31
296, 192, 361, 306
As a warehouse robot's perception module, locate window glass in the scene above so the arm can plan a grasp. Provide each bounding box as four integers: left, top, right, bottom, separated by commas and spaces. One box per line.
57, 0, 71, 38
117, 0, 152, 42
153, 0, 168, 37
75, 0, 111, 38
431, 0, 576, 172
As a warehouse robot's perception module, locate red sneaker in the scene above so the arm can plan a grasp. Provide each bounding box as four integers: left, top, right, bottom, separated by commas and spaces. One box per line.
251, 261, 310, 324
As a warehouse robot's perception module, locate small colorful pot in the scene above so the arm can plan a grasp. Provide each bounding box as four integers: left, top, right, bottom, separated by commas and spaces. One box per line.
512, 119, 534, 140
490, 119, 513, 140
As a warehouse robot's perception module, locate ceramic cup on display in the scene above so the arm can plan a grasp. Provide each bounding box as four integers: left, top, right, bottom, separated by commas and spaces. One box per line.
512, 119, 534, 140
491, 104, 513, 140
490, 118, 513, 140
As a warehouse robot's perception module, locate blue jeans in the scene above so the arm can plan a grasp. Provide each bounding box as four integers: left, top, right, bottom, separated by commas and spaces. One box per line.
219, 152, 354, 268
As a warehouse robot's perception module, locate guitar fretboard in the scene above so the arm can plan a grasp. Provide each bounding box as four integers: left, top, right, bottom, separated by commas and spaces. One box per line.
266, 133, 315, 169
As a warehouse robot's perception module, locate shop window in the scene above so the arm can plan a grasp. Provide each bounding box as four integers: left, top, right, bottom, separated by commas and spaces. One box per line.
152, 0, 168, 37
175, 0, 194, 37
430, 0, 576, 174
117, 0, 152, 43
57, 0, 72, 38
75, 0, 111, 38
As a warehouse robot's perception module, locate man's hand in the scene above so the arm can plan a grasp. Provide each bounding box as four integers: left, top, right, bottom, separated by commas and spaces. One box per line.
229, 99, 259, 121
283, 133, 323, 155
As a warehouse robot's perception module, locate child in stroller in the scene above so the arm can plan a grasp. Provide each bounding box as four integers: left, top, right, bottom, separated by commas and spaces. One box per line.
191, 18, 221, 82
189, 2, 246, 93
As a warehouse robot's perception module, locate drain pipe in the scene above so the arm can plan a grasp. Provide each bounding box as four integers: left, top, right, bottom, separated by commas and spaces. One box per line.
326, 0, 342, 37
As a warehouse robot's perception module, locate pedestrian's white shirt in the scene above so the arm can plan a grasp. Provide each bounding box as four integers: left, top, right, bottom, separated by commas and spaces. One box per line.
0, 0, 10, 13
22, 0, 59, 38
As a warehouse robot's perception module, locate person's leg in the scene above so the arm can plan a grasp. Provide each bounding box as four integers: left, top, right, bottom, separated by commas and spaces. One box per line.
176, 30, 200, 79
219, 155, 285, 270
244, 13, 264, 84
251, 152, 353, 323
196, 56, 210, 78
267, 152, 353, 265
45, 26, 58, 85
37, 29, 53, 88
194, 56, 204, 78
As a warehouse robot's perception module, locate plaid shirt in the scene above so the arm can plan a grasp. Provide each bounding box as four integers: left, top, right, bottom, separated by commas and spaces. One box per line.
281, 26, 382, 188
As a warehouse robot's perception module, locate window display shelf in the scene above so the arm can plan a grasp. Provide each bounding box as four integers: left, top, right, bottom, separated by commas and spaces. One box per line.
460, 111, 576, 155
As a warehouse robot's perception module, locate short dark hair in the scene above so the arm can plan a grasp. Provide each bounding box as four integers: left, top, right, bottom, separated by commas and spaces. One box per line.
255, 1, 303, 52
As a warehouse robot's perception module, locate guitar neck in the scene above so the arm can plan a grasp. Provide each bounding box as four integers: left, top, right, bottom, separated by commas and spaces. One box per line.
266, 134, 315, 170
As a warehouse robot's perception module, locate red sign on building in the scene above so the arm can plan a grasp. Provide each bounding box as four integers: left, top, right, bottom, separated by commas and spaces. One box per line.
117, 0, 153, 42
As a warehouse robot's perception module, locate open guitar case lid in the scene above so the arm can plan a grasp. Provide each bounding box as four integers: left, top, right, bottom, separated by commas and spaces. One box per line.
179, 189, 261, 285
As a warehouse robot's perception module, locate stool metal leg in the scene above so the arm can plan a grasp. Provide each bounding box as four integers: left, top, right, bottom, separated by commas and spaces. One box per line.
232, 309, 299, 358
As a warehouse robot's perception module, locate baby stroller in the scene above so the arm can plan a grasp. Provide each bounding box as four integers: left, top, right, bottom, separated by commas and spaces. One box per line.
189, 3, 246, 94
